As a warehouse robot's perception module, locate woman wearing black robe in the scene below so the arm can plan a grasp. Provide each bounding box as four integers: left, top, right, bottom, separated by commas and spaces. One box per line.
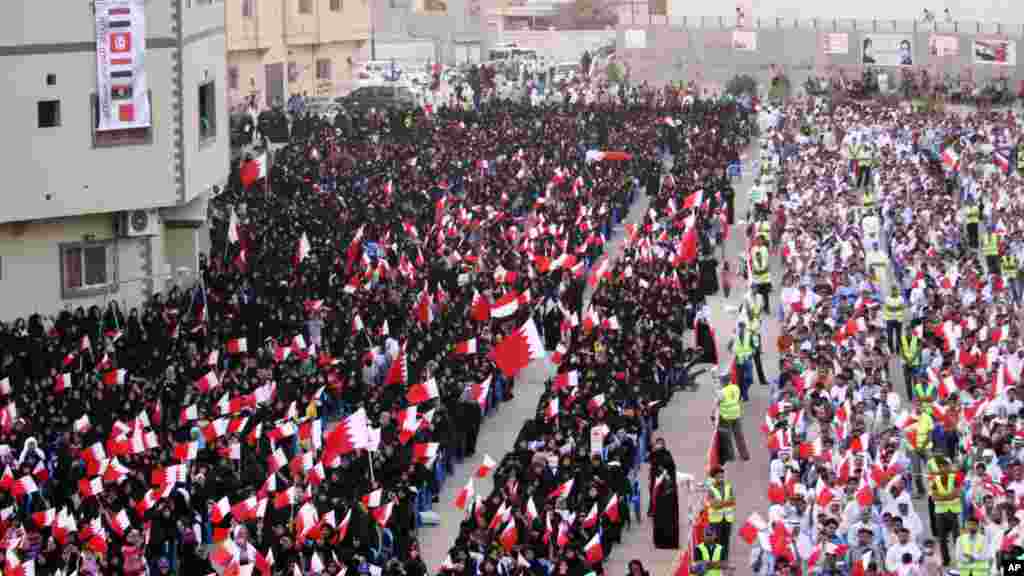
693, 305, 719, 366
647, 438, 679, 549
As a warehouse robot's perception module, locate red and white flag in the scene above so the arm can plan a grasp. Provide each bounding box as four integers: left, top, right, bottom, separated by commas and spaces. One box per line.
416, 285, 434, 325
582, 503, 599, 528
53, 373, 72, 393
373, 500, 395, 526
548, 478, 574, 500
683, 190, 704, 209
32, 508, 56, 528
489, 318, 545, 378
589, 257, 612, 289
174, 441, 200, 461
470, 290, 491, 322
78, 477, 103, 499
739, 512, 767, 544
385, 345, 408, 386
468, 378, 491, 408
296, 232, 312, 264
74, 414, 92, 434
413, 442, 440, 464
295, 502, 319, 538
454, 338, 478, 355
499, 520, 518, 552
544, 397, 559, 420
407, 378, 440, 405
476, 454, 497, 478
211, 497, 231, 523
604, 494, 620, 523
454, 478, 474, 510
102, 369, 127, 386
323, 408, 370, 459
553, 371, 578, 392
111, 509, 132, 537
226, 338, 248, 354
583, 532, 604, 564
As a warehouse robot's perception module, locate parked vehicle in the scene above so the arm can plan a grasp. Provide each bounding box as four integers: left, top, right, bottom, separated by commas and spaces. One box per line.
337, 84, 418, 113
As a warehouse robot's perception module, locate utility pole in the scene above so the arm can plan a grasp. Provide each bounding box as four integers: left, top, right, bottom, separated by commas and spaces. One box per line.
370, 0, 377, 60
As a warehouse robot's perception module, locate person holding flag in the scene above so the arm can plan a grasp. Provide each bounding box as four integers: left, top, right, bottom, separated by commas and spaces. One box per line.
648, 437, 680, 549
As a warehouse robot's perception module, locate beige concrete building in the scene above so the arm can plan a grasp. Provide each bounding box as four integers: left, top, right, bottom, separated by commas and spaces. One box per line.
0, 0, 227, 321
225, 0, 371, 109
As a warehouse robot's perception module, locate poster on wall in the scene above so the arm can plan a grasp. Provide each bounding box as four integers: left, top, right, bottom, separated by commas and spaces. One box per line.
928, 35, 960, 57
94, 0, 151, 131
861, 34, 914, 66
624, 29, 646, 50
974, 39, 1016, 66
733, 30, 757, 52
822, 33, 849, 55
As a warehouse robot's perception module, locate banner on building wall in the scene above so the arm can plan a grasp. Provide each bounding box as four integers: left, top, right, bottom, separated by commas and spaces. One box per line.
974, 39, 1016, 66
861, 34, 914, 67
733, 30, 756, 52
95, 0, 151, 131
822, 33, 849, 55
735, 0, 752, 27
928, 35, 960, 58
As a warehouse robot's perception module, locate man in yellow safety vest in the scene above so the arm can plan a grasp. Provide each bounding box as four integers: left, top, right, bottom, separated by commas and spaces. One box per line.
695, 527, 725, 576
717, 366, 750, 461
956, 517, 990, 576
883, 285, 905, 355
963, 198, 980, 249
731, 321, 754, 404
706, 467, 736, 559
750, 237, 771, 310
932, 456, 962, 567
1004, 251, 1020, 303
900, 327, 921, 399
908, 399, 933, 498
983, 226, 1000, 274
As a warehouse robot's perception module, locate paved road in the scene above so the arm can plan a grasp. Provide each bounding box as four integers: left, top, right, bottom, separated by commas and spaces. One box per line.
418, 142, 774, 576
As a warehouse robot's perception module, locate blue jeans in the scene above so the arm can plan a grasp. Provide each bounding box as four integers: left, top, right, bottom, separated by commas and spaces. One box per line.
737, 359, 753, 400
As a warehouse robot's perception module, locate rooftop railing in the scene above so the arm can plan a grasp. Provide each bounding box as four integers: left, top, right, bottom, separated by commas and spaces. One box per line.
618, 12, 1023, 36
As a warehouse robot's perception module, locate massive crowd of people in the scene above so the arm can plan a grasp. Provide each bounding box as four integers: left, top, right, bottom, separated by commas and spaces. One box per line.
717, 100, 1024, 576
0, 81, 752, 576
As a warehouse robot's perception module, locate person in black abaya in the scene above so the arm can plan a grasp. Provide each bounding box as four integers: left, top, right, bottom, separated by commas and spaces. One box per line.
647, 438, 679, 549
697, 227, 719, 298
694, 305, 719, 366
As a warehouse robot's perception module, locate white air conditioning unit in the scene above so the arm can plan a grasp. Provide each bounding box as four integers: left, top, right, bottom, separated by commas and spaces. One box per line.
117, 209, 159, 237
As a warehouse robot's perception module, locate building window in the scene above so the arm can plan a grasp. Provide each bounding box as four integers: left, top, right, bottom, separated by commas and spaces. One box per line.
288, 62, 300, 82
91, 92, 153, 147
242, 0, 254, 16
316, 58, 333, 80
298, 0, 312, 13
228, 66, 240, 90
330, 0, 342, 10
38, 100, 61, 128
198, 81, 217, 142
60, 241, 118, 299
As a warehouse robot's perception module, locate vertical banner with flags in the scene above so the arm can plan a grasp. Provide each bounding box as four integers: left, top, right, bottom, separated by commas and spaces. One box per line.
95, 0, 151, 131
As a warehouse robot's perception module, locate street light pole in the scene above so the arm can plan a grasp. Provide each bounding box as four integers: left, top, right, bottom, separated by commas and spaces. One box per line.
370, 0, 377, 60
